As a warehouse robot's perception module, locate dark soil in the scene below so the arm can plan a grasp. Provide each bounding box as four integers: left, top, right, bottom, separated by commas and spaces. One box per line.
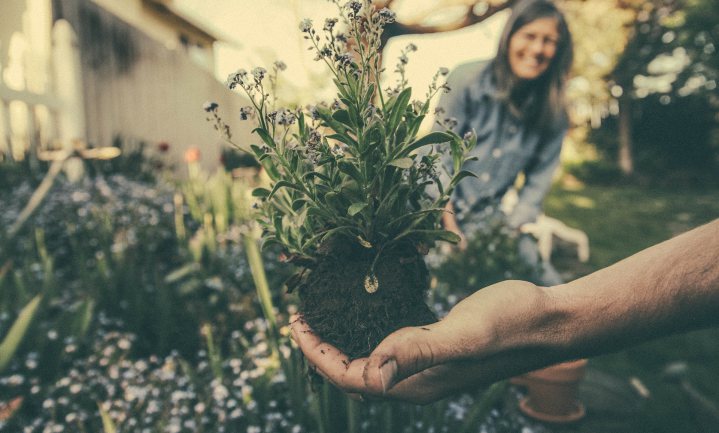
297, 239, 436, 359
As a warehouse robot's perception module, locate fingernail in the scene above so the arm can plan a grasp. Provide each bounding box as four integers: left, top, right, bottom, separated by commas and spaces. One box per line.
379, 359, 397, 394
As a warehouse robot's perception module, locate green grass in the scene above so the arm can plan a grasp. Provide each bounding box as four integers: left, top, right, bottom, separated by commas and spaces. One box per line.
544, 183, 719, 433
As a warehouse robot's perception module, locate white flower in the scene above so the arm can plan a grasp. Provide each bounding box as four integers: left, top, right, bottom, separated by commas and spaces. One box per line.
299, 18, 313, 33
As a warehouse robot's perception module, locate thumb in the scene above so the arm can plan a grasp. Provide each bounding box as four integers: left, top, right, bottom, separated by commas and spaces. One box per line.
362, 324, 449, 394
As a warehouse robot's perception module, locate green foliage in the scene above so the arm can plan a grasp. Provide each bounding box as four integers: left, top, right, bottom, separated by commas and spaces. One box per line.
586, 94, 719, 185
216, 0, 475, 263
433, 219, 538, 299
0, 295, 42, 373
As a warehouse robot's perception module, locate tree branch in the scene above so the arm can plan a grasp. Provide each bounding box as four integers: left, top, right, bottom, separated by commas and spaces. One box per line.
380, 0, 518, 46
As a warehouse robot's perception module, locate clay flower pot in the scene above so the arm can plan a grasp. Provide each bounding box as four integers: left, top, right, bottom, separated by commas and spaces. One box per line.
513, 359, 588, 423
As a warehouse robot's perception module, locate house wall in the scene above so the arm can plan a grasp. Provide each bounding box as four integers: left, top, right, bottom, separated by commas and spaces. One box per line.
89, 0, 215, 72
0, 0, 55, 160
54, 0, 253, 174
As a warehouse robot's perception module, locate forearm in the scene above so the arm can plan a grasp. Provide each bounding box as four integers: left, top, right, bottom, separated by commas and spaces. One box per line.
524, 219, 719, 360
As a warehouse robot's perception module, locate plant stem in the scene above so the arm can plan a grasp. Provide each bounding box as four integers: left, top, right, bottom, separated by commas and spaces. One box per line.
242, 230, 280, 357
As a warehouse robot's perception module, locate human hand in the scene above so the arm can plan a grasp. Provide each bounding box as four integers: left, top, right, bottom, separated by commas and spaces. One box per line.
291, 280, 555, 404
442, 203, 467, 251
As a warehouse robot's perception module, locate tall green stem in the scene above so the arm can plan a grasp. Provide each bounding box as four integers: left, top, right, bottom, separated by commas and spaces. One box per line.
242, 230, 280, 356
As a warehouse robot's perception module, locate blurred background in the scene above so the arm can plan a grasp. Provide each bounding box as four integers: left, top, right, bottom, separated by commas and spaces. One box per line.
0, 1, 717, 432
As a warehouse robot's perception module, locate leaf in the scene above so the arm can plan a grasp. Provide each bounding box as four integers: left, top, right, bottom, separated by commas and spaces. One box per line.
164, 262, 202, 283
332, 110, 354, 128
301, 226, 357, 250
297, 111, 306, 136
356, 235, 372, 248
348, 202, 367, 216
250, 144, 265, 159
388, 87, 412, 134
267, 180, 303, 200
451, 137, 463, 174
303, 171, 331, 183
420, 229, 462, 243
449, 170, 478, 189
251, 187, 271, 198
98, 403, 117, 433
74, 299, 94, 340
363, 83, 375, 107
337, 160, 364, 184
252, 128, 276, 148
401, 132, 453, 157
386, 208, 445, 230
394, 122, 408, 146
388, 158, 414, 169
326, 133, 358, 148
291, 199, 307, 211
0, 295, 42, 373
260, 159, 281, 181
400, 229, 462, 244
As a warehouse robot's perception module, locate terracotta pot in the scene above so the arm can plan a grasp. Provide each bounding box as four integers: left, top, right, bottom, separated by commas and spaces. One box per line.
514, 359, 588, 423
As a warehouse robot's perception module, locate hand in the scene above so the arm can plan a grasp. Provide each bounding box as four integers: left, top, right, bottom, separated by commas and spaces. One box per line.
291, 280, 554, 404
442, 202, 467, 251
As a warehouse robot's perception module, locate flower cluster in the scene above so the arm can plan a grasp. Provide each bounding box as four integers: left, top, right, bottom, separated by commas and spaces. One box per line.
1, 317, 306, 433
209, 0, 476, 274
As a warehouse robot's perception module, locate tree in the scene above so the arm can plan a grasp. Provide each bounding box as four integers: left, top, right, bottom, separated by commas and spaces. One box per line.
378, 0, 518, 46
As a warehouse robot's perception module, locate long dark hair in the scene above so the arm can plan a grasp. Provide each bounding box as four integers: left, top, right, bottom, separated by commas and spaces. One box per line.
492, 0, 573, 133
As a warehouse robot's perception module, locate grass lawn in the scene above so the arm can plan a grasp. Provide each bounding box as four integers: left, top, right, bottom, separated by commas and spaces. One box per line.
544, 183, 719, 433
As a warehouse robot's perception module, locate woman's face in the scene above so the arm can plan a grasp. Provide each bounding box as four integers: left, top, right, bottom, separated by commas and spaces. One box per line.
508, 17, 559, 80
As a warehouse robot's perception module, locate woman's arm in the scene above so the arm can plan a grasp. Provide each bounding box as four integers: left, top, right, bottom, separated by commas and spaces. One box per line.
292, 219, 719, 404
506, 128, 564, 229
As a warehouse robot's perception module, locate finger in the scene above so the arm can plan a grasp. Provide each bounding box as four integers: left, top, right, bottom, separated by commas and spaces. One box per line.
290, 316, 369, 393
363, 324, 449, 395
347, 393, 364, 402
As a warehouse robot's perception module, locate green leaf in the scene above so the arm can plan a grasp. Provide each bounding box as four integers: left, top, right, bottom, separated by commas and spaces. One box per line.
348, 202, 367, 216
401, 132, 453, 157
71, 299, 95, 340
268, 180, 303, 200
332, 110, 354, 128
363, 83, 375, 107
326, 133, 358, 148
451, 137, 463, 174
386, 208, 445, 230
301, 226, 357, 250
0, 295, 42, 373
396, 229, 461, 244
388, 157, 414, 169
303, 171, 331, 184
338, 160, 364, 184
395, 122, 408, 146
259, 158, 280, 180
98, 403, 117, 433
253, 128, 276, 148
164, 263, 201, 283
291, 199, 307, 211
449, 170, 478, 189
298, 111, 306, 136
388, 87, 412, 134
250, 144, 265, 159
252, 187, 271, 198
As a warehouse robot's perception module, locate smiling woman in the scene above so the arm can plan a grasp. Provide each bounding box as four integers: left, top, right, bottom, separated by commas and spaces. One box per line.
437, 0, 574, 287
507, 16, 559, 80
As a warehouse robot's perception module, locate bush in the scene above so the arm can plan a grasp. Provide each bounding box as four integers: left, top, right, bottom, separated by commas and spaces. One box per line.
587, 94, 719, 186
432, 219, 537, 301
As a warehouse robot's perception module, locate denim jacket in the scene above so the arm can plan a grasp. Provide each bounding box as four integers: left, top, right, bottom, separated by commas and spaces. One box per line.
434, 60, 565, 230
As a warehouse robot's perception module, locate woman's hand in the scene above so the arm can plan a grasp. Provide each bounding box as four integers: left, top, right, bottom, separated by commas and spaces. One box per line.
291, 280, 558, 404
442, 202, 467, 251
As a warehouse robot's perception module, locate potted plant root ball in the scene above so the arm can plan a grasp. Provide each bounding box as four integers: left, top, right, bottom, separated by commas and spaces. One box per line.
207, 0, 477, 358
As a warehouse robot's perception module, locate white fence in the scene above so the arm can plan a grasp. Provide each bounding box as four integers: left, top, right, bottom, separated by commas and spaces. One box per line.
0, 0, 251, 174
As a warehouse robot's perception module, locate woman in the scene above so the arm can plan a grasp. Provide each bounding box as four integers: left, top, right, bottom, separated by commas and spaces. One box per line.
438, 0, 573, 286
